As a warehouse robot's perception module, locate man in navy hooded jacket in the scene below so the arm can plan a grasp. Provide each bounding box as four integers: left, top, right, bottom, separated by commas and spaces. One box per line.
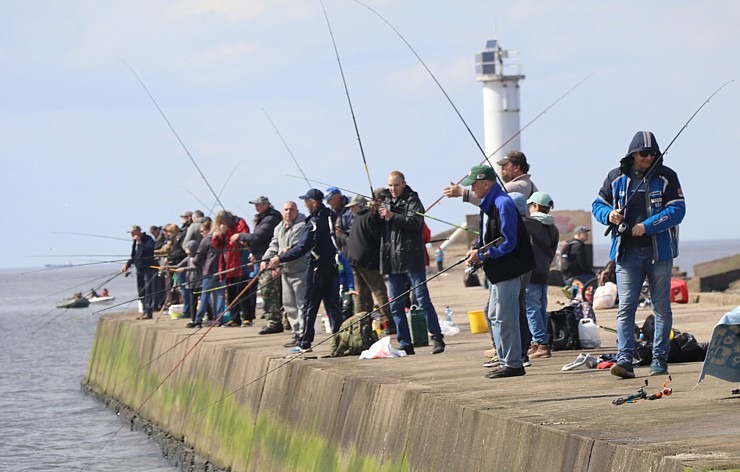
592, 131, 685, 379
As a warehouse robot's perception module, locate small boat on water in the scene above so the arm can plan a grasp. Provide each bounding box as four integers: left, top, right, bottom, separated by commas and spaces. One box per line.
56, 296, 90, 309
88, 295, 115, 305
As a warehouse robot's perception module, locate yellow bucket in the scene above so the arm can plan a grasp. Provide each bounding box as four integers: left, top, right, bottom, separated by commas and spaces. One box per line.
468, 310, 488, 334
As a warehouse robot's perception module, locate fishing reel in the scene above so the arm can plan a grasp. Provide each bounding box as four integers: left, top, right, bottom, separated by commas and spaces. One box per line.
616, 221, 630, 234
465, 262, 482, 275
612, 380, 648, 405
647, 376, 672, 400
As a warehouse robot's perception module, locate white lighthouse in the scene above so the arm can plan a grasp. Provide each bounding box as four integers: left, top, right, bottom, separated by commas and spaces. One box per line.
475, 39, 524, 159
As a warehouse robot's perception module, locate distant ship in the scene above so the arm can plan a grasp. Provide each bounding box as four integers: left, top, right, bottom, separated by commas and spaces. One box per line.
44, 261, 73, 268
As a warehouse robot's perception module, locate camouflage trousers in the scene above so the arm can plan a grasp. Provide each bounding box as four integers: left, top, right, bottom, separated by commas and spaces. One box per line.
260, 269, 282, 325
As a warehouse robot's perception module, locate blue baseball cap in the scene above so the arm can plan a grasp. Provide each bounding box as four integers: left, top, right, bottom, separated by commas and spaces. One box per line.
325, 187, 341, 201
300, 188, 324, 201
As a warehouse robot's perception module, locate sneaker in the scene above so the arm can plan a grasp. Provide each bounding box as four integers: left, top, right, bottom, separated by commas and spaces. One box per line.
224, 320, 240, 327
287, 346, 312, 354
649, 359, 669, 376
485, 366, 526, 379
530, 344, 552, 359
610, 361, 636, 379
482, 355, 500, 368
185, 321, 201, 328
242, 320, 253, 327
431, 338, 445, 355
523, 359, 532, 368
483, 347, 497, 358
259, 324, 284, 335
282, 338, 299, 348
562, 353, 599, 371
527, 343, 540, 356
400, 344, 415, 356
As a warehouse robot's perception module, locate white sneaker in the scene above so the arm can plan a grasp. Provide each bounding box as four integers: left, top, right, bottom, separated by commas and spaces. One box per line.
561, 353, 598, 371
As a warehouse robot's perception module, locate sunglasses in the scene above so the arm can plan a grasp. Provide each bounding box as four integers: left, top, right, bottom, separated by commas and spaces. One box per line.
638, 150, 656, 158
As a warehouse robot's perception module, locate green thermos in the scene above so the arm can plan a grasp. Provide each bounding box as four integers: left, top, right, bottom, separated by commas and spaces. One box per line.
407, 305, 429, 347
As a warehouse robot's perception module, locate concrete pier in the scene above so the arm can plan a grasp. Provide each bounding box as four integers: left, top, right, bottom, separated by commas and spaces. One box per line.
84, 273, 740, 472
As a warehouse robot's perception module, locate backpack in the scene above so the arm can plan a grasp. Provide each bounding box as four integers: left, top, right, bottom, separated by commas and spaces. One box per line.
330, 311, 379, 357
558, 241, 575, 274
547, 306, 582, 351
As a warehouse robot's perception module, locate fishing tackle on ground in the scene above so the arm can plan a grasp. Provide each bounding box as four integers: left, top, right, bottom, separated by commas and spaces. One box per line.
612, 380, 648, 405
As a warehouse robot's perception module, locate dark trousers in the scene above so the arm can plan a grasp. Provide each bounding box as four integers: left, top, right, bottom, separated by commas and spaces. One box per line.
299, 265, 341, 349
225, 276, 248, 324
136, 268, 157, 316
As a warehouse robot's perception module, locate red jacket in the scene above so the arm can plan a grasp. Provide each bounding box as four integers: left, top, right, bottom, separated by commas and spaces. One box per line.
212, 216, 250, 280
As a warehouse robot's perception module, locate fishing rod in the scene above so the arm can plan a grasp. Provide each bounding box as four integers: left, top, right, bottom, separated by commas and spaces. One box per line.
350, 0, 592, 210
174, 237, 502, 428
53, 231, 129, 242
119, 58, 225, 211
20, 259, 129, 275
605, 80, 733, 236
319, 0, 375, 199
286, 174, 478, 235
180, 185, 211, 211
80, 270, 267, 470
262, 109, 311, 188
208, 159, 250, 217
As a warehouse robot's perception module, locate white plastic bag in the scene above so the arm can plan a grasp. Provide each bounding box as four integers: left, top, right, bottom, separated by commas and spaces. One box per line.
439, 318, 460, 336
592, 282, 617, 310
578, 318, 602, 349
359, 336, 407, 359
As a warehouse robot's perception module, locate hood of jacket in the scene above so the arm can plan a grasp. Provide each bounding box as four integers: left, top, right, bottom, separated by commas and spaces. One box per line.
620, 130, 663, 175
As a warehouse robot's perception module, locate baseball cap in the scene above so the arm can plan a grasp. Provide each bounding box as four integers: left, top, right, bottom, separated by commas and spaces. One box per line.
325, 187, 341, 201
127, 225, 142, 233
527, 191, 554, 208
248, 196, 270, 205
299, 188, 324, 201
574, 225, 590, 234
496, 150, 528, 167
461, 165, 497, 186
180, 211, 193, 218
345, 194, 368, 208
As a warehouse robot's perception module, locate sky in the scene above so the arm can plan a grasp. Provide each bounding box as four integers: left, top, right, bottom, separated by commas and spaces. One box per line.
2, 0, 739, 269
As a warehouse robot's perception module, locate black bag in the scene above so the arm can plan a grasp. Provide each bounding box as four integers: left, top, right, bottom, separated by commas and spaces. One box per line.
547, 306, 581, 351
463, 271, 481, 287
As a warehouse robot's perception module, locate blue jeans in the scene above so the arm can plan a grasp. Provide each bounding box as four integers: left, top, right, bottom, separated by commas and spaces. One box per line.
615, 246, 673, 365
388, 271, 443, 348
196, 276, 224, 323
525, 282, 549, 345
487, 275, 523, 368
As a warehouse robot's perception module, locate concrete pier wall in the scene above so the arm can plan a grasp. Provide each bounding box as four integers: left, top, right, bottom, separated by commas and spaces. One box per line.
84, 308, 740, 472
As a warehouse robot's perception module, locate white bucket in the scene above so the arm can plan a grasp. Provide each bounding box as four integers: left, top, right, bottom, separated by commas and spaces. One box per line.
578, 318, 601, 349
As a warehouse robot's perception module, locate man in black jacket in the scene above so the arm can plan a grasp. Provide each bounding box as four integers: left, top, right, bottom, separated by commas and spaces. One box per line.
234, 196, 283, 330
379, 171, 444, 355
121, 225, 157, 320
268, 189, 340, 352
344, 191, 394, 333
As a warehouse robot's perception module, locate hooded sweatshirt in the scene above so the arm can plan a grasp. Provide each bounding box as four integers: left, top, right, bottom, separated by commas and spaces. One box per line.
592, 131, 686, 262
523, 212, 559, 284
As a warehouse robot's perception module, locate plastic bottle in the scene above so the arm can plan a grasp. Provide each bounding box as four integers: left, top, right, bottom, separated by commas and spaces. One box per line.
444, 306, 456, 327
371, 312, 382, 335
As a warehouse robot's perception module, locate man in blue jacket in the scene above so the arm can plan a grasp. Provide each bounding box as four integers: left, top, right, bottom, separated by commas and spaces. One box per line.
593, 131, 686, 379
268, 189, 341, 352
464, 165, 535, 378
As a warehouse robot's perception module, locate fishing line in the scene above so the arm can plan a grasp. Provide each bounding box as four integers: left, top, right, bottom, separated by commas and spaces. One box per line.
52, 231, 130, 242
319, 0, 375, 198
209, 159, 250, 217
79, 270, 266, 470
20, 259, 129, 275
174, 238, 499, 427
287, 174, 478, 235
349, 0, 593, 210
263, 109, 311, 188
180, 185, 211, 211
605, 80, 733, 236
119, 58, 225, 211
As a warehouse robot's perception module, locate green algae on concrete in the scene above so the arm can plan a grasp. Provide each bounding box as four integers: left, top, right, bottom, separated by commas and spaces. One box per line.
84, 316, 408, 472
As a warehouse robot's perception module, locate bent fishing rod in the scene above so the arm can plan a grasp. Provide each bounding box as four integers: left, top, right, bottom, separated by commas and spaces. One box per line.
320, 0, 375, 199
350, 0, 593, 209
208, 159, 250, 217
286, 174, 478, 236
119, 58, 225, 211
605, 80, 733, 236
174, 237, 501, 429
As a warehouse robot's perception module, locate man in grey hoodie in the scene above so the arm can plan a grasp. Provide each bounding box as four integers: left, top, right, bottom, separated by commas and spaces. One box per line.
523, 191, 559, 359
